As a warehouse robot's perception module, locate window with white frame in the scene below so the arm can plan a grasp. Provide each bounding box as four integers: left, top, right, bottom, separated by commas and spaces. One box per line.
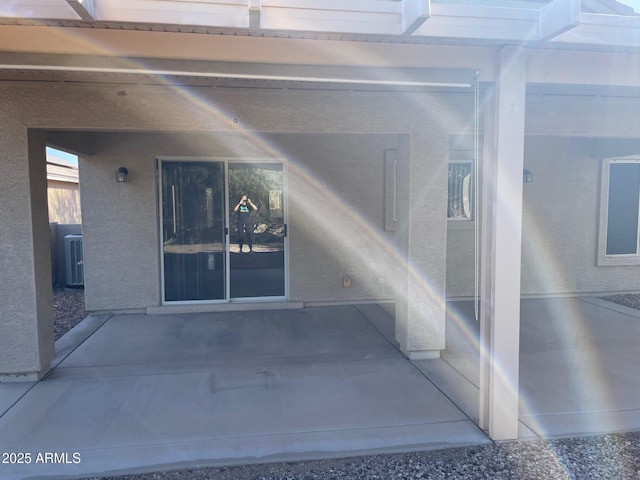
448, 162, 472, 220
599, 158, 640, 265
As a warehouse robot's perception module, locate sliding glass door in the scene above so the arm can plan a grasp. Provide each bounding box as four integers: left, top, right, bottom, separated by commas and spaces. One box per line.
161, 161, 226, 301
228, 162, 285, 298
160, 159, 286, 303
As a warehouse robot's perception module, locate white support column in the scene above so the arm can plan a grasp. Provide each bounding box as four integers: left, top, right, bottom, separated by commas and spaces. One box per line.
478, 86, 496, 432
0, 126, 55, 382
480, 46, 527, 440
395, 135, 447, 360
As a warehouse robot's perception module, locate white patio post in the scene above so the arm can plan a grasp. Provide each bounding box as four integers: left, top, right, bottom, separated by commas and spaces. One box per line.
0, 126, 55, 381
479, 46, 527, 440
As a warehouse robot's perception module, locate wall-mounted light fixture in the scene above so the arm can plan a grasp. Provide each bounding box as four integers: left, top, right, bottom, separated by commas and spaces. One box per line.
116, 167, 128, 183
523, 169, 533, 183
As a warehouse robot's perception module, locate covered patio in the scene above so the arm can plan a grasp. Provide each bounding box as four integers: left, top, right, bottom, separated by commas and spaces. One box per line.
3, 0, 640, 456
1, 297, 638, 479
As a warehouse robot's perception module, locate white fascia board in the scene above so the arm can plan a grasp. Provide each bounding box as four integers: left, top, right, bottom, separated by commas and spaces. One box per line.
260, 14, 403, 35
527, 49, 640, 87
550, 12, 640, 48
94, 0, 249, 28
402, 0, 430, 35
261, 0, 402, 15
260, 0, 403, 35
0, 0, 81, 20
413, 4, 540, 42
538, 0, 580, 41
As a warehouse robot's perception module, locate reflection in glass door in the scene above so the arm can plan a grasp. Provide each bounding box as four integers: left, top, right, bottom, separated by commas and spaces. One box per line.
161, 161, 226, 301
160, 160, 286, 303
229, 162, 286, 298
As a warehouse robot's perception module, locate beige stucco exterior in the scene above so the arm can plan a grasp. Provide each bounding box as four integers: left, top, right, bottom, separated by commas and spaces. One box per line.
0, 75, 479, 373
4, 72, 640, 355
447, 110, 640, 300
65, 83, 475, 361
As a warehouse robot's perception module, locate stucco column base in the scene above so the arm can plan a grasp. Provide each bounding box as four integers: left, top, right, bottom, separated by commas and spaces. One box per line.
0, 367, 50, 383
403, 349, 441, 360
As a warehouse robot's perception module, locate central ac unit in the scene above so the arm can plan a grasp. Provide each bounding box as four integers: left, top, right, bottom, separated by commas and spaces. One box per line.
64, 234, 84, 287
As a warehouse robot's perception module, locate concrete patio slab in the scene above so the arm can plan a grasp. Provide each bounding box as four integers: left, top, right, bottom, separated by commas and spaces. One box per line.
0, 383, 34, 419
0, 305, 488, 480
426, 297, 640, 440
4, 297, 635, 479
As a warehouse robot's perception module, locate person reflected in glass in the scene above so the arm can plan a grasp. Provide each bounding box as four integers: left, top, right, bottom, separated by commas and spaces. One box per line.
234, 195, 258, 253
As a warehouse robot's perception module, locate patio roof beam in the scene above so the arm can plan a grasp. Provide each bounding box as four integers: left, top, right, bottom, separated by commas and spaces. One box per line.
0, 0, 81, 20
259, 0, 403, 35
550, 12, 640, 48
248, 0, 261, 30
413, 4, 542, 42
93, 0, 251, 29
402, 0, 430, 36
65, 0, 95, 22
537, 0, 580, 41
8, 0, 640, 50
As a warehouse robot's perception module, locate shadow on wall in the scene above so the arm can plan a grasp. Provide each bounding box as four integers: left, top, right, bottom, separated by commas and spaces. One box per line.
49, 223, 82, 287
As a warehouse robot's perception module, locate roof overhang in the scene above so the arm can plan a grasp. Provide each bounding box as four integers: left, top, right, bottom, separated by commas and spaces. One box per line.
2, 0, 638, 49
2, 0, 640, 92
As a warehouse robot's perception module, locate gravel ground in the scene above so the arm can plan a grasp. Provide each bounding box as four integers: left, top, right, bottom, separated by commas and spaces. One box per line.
79, 432, 640, 480
52, 291, 640, 480
53, 287, 87, 341
599, 293, 640, 311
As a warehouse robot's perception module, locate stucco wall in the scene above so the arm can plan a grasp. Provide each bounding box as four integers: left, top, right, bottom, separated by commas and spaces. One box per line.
2, 78, 473, 342
5, 77, 638, 311
445, 91, 640, 299
446, 134, 640, 298
278, 133, 407, 304
79, 132, 407, 310
521, 136, 640, 295
445, 222, 476, 297
79, 135, 160, 312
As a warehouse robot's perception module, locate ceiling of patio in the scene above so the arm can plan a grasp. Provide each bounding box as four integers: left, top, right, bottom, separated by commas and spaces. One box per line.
1, 0, 639, 50
2, 0, 640, 97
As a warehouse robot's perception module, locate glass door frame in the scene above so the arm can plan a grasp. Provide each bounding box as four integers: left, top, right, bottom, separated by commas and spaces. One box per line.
157, 157, 289, 305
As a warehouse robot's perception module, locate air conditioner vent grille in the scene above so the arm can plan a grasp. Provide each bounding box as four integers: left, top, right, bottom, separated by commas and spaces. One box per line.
64, 234, 84, 287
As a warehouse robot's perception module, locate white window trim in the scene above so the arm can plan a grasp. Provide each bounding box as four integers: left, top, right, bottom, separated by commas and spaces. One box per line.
597, 156, 640, 267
